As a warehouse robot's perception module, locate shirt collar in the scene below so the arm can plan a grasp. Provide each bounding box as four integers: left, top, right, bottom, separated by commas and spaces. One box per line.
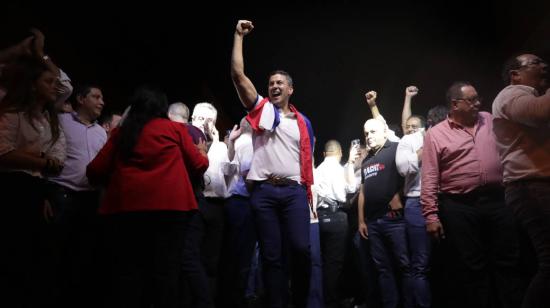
323, 156, 342, 164
71, 112, 98, 127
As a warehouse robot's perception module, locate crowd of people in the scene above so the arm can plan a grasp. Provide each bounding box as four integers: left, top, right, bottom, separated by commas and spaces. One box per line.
0, 20, 548, 308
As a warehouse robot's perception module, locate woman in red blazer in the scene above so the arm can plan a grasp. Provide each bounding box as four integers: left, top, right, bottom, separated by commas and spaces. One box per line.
87, 87, 208, 308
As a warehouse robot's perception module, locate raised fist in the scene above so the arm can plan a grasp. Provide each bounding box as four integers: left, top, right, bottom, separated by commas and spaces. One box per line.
236, 20, 254, 36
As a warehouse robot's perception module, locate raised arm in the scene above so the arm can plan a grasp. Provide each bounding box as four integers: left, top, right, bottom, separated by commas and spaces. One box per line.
30, 28, 60, 77
231, 20, 258, 109
0, 36, 32, 64
402, 86, 418, 132
364, 91, 381, 119
227, 124, 242, 161
502, 88, 550, 127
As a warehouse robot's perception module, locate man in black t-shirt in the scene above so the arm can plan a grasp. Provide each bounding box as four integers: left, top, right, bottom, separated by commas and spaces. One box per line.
358, 118, 412, 308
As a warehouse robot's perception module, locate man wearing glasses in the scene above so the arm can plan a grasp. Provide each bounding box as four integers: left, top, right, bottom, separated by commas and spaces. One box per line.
493, 54, 550, 308
421, 82, 523, 308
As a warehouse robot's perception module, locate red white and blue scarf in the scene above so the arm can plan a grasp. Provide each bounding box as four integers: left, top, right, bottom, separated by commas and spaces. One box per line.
246, 97, 315, 203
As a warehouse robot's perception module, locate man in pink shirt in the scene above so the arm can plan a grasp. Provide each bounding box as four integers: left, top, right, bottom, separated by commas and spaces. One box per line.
494, 54, 550, 308
421, 82, 523, 308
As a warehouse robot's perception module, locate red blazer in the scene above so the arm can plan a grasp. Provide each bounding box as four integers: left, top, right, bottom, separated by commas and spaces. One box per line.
87, 118, 209, 215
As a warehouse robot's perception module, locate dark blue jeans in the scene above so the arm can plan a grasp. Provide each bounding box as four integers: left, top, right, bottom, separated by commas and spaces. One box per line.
250, 182, 311, 308
308, 222, 324, 308
404, 197, 431, 308
368, 215, 413, 308
506, 180, 550, 308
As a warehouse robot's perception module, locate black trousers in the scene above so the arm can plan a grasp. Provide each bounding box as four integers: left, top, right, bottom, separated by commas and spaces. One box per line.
0, 172, 52, 308
438, 189, 524, 308
179, 196, 225, 308
46, 182, 102, 308
318, 207, 348, 308
103, 210, 193, 308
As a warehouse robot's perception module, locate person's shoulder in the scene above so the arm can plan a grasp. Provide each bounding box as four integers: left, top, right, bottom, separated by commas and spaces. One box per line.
399, 133, 413, 143
143, 118, 177, 133
57, 112, 72, 120
478, 111, 493, 120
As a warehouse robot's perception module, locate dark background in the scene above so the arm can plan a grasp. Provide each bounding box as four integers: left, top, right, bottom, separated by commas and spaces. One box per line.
3, 1, 549, 163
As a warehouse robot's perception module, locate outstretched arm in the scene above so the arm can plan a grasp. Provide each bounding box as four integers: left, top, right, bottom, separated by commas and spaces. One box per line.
364, 90, 381, 119
231, 20, 258, 109
0, 36, 32, 64
402, 85, 418, 132
30, 28, 60, 77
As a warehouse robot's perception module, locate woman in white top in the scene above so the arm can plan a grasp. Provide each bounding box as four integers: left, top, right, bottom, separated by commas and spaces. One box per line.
0, 58, 65, 306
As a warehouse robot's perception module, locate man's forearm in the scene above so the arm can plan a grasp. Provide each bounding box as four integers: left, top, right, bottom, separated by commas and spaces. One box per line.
231, 33, 245, 79
402, 97, 412, 132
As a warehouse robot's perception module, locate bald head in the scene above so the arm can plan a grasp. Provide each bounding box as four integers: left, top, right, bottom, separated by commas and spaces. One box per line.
323, 140, 342, 158
364, 119, 387, 150
168, 102, 190, 123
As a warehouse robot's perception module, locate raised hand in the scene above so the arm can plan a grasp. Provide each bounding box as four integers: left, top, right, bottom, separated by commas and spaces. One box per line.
196, 139, 208, 156
16, 36, 33, 57
30, 28, 46, 57
348, 144, 361, 164
364, 90, 377, 107
405, 86, 419, 98
207, 121, 219, 142
228, 124, 242, 142
236, 20, 254, 36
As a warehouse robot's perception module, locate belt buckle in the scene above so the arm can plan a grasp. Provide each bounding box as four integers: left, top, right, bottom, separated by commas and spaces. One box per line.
267, 176, 289, 186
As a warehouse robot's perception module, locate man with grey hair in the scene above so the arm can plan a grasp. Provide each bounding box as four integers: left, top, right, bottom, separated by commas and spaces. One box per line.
358, 118, 410, 308
167, 102, 190, 123
190, 101, 229, 303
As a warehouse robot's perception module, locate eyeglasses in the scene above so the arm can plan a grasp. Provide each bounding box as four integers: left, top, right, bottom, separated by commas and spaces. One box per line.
520, 58, 547, 67
453, 96, 482, 104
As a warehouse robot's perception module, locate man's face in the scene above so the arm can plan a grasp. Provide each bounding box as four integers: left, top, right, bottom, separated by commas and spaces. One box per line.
191, 107, 215, 133
405, 117, 423, 135
79, 88, 105, 120
364, 120, 387, 150
452, 85, 481, 119
514, 54, 548, 92
268, 74, 293, 107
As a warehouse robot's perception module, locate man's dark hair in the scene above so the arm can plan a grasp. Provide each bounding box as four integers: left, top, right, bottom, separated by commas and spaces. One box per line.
426, 105, 450, 128
72, 84, 101, 110
445, 81, 472, 105
388, 123, 403, 138
407, 115, 426, 128
501, 55, 523, 85
268, 70, 293, 87
74, 84, 101, 100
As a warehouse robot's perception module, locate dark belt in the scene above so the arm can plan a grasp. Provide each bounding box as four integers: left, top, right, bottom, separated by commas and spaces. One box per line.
263, 176, 301, 186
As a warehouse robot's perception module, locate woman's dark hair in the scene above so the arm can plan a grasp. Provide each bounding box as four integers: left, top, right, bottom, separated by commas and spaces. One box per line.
0, 57, 60, 143
117, 86, 169, 161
